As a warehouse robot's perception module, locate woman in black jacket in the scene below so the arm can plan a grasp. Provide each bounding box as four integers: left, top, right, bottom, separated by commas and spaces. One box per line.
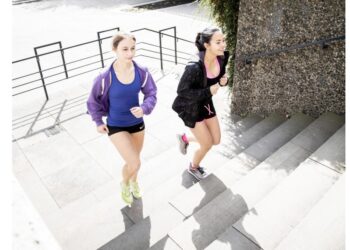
172, 27, 229, 180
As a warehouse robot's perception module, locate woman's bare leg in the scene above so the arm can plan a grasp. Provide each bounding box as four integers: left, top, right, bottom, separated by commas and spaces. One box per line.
129, 130, 145, 182
189, 121, 213, 167
204, 116, 221, 145
109, 132, 141, 184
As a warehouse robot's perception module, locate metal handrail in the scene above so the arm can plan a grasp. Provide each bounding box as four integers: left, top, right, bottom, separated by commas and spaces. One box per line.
138, 48, 189, 61
12, 26, 193, 99
138, 42, 193, 56
236, 35, 345, 64
13, 26, 345, 101
131, 27, 193, 43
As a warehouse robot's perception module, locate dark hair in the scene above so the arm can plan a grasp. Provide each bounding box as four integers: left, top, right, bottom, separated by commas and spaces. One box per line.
195, 27, 221, 51
111, 31, 136, 50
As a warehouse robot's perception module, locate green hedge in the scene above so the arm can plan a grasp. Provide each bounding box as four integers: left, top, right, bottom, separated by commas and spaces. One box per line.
200, 0, 240, 88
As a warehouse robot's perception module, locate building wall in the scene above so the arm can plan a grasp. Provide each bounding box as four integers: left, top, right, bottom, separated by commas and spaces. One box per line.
231, 0, 345, 117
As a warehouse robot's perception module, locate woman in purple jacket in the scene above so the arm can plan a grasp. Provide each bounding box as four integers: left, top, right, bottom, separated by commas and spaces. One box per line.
87, 32, 157, 205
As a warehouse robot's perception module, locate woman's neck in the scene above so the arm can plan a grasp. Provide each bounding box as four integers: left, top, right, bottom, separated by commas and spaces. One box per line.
114, 59, 133, 70
204, 51, 217, 65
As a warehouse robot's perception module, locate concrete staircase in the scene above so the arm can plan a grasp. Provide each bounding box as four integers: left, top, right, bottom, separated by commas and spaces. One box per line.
13, 62, 345, 250
99, 112, 345, 250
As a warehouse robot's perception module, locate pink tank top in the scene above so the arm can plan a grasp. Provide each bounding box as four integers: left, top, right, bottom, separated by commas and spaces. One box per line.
205, 58, 220, 79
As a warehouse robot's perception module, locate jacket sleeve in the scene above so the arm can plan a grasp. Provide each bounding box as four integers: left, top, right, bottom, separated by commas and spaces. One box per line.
140, 70, 157, 115
177, 64, 212, 101
86, 74, 105, 126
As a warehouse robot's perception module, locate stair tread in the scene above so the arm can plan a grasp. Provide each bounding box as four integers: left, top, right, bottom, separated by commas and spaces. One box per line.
309, 125, 345, 172
100, 114, 266, 249
167, 145, 312, 250
169, 113, 313, 217
235, 113, 286, 149
275, 174, 345, 250
167, 116, 343, 249
205, 226, 261, 250
244, 113, 314, 161
124, 151, 229, 223
98, 203, 184, 250
149, 236, 181, 250
217, 113, 286, 158
233, 158, 340, 249
122, 114, 266, 223
291, 112, 344, 152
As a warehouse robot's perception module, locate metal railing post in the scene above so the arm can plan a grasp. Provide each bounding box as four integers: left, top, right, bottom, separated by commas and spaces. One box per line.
59, 42, 69, 78
34, 48, 49, 101
97, 32, 104, 68
97, 27, 120, 69
174, 27, 178, 64
159, 26, 177, 69
159, 31, 163, 70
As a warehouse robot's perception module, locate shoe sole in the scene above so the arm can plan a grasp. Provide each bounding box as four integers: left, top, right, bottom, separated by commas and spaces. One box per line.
187, 168, 203, 180
122, 198, 133, 206
132, 193, 142, 199
177, 134, 187, 155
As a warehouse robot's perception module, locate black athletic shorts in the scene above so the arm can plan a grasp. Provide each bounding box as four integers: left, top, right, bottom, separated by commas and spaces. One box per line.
197, 99, 216, 122
107, 122, 145, 136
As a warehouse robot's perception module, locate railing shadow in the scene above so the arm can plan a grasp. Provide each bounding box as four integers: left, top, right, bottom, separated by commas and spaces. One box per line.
12, 93, 89, 141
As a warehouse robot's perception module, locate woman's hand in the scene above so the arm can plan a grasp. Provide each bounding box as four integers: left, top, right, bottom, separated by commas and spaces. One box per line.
130, 107, 144, 118
210, 83, 220, 95
97, 124, 109, 134
219, 74, 228, 86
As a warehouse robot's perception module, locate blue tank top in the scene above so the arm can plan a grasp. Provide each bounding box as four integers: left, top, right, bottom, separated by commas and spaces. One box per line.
107, 67, 143, 127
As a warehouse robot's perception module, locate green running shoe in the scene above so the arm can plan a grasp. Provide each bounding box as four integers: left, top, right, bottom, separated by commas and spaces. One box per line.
120, 182, 133, 205
130, 181, 142, 199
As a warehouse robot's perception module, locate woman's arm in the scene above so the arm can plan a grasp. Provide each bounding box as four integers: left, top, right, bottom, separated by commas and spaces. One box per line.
177, 64, 212, 101
86, 74, 105, 126
140, 70, 157, 115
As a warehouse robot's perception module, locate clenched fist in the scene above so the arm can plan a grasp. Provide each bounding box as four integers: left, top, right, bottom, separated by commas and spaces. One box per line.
130, 107, 144, 118
219, 74, 228, 87
210, 83, 220, 95
97, 124, 109, 134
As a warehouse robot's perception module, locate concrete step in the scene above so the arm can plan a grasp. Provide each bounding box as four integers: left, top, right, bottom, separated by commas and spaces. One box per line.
232, 113, 286, 151
138, 146, 191, 193
122, 114, 265, 223
216, 114, 264, 158
98, 203, 184, 250
275, 174, 345, 250
204, 120, 345, 250
232, 126, 344, 249
123, 150, 230, 223
290, 112, 345, 153
96, 114, 263, 249
309, 125, 345, 173
149, 236, 182, 250
169, 113, 314, 218
221, 113, 264, 138
217, 113, 287, 159
167, 114, 343, 249
205, 227, 262, 250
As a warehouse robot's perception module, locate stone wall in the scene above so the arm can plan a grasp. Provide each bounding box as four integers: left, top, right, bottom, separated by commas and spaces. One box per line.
231, 0, 345, 117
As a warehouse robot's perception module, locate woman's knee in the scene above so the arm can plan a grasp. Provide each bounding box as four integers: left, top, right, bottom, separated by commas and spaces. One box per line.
127, 158, 141, 173
212, 137, 221, 145
200, 139, 213, 151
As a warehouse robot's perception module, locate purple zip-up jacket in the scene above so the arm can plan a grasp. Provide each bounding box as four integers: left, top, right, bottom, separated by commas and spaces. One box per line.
87, 60, 157, 126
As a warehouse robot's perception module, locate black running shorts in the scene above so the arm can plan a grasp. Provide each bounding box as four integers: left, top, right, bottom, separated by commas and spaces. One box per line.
107, 122, 145, 136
